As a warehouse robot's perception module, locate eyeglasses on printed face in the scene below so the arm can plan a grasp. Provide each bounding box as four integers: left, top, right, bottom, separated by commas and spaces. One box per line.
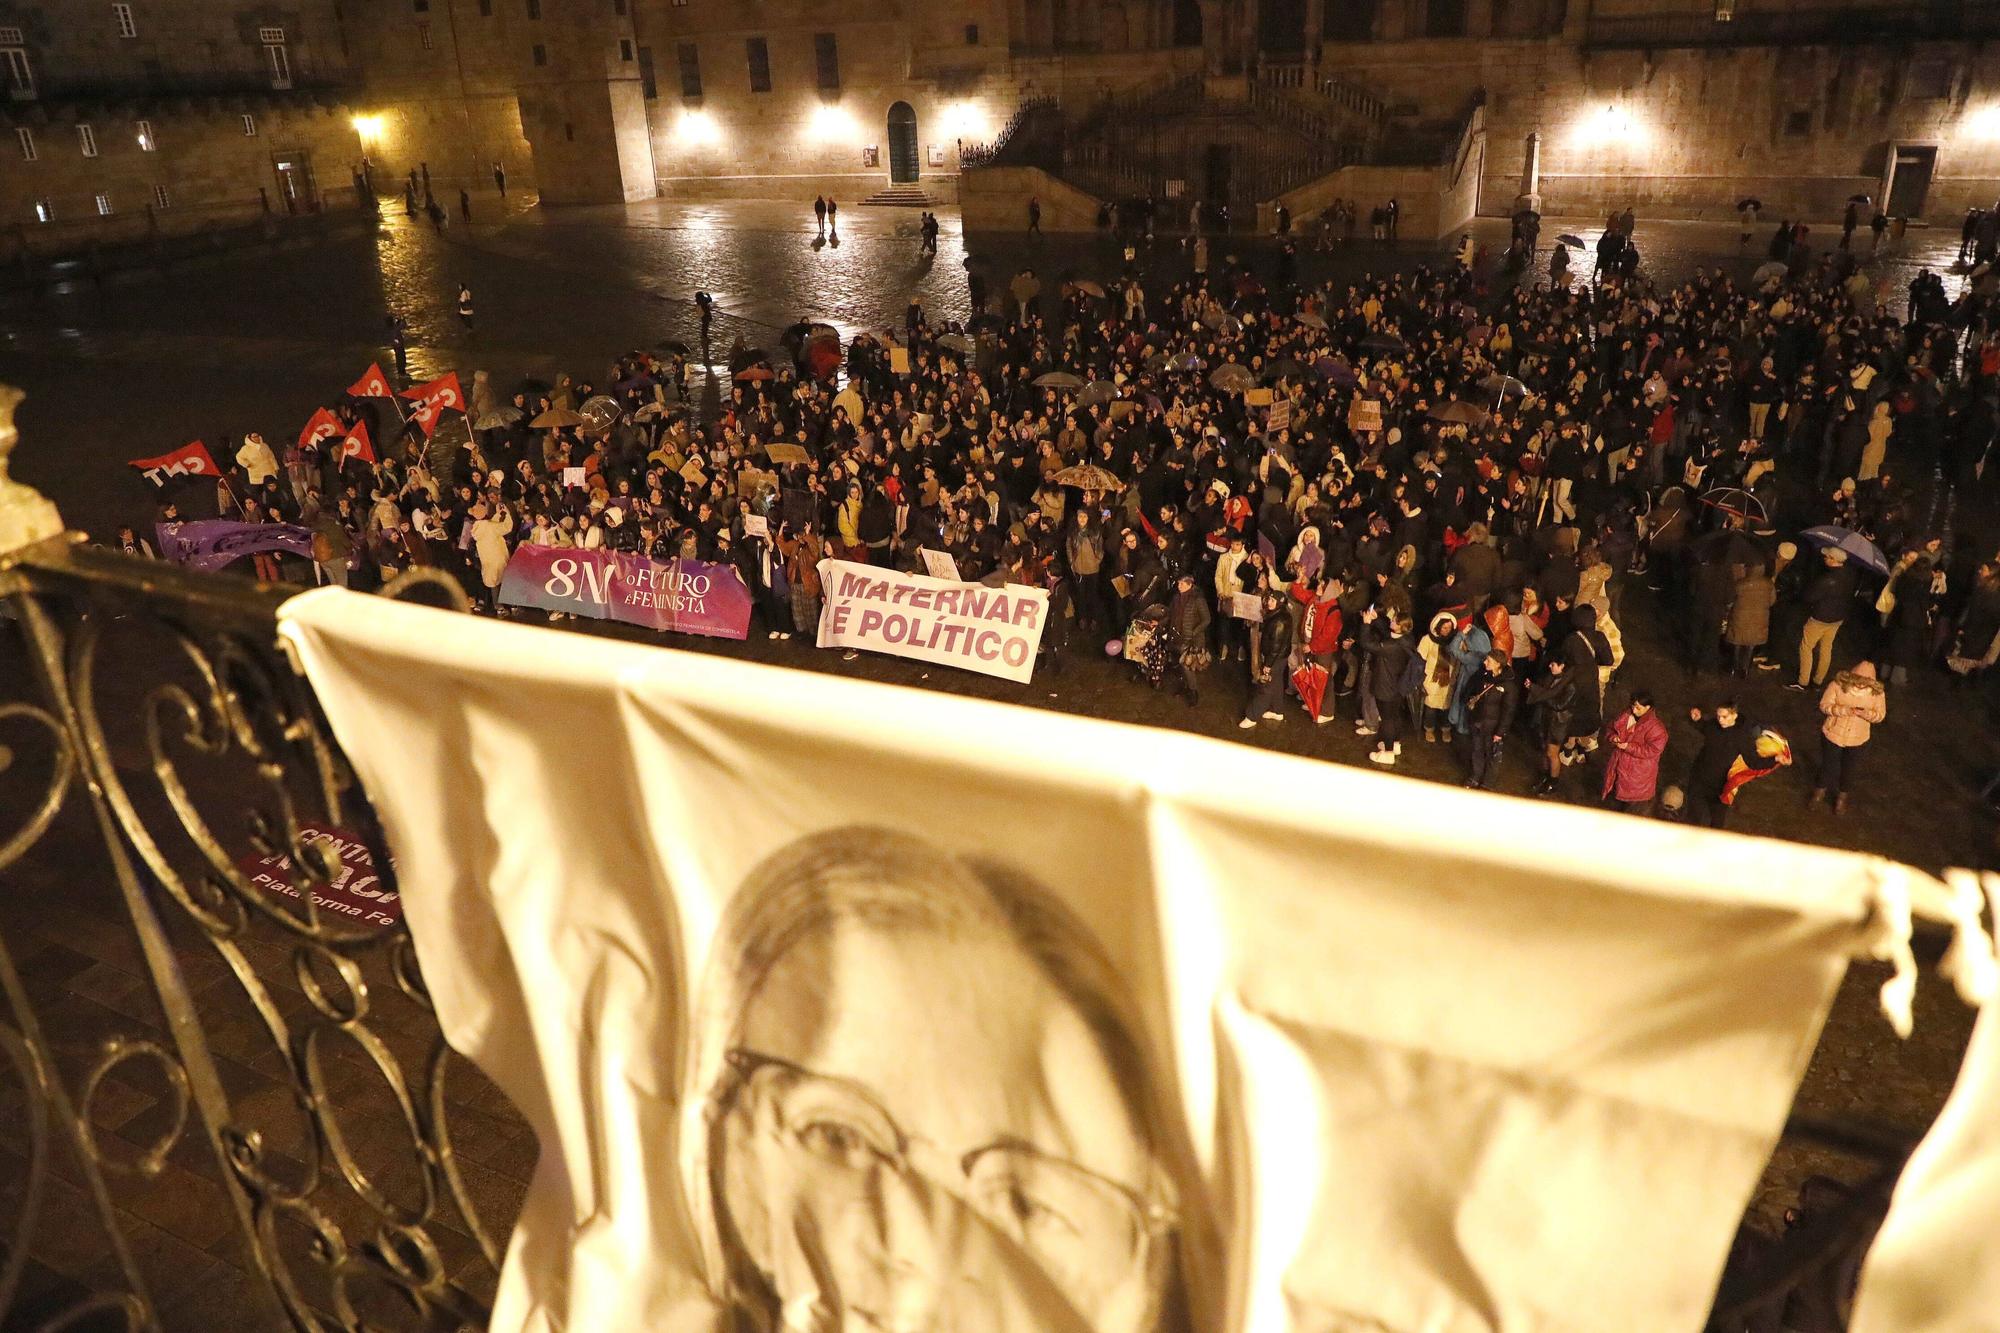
720, 1049, 1175, 1282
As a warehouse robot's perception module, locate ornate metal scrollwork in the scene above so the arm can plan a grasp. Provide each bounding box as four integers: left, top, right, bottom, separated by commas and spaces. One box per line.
2, 529, 518, 1331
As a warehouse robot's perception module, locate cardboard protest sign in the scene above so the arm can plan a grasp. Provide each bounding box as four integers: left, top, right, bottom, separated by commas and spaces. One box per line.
765, 443, 811, 465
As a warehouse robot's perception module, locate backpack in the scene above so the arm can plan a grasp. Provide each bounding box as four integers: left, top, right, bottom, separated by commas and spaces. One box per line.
1396, 642, 1425, 698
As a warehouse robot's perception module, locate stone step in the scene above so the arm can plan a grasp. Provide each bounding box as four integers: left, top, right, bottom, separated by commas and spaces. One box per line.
860, 186, 934, 207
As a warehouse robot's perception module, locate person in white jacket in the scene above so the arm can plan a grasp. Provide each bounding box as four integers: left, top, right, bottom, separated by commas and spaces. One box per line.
236, 432, 279, 486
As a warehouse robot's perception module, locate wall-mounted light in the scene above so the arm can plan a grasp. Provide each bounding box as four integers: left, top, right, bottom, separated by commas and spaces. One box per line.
1967, 105, 2000, 141
676, 108, 722, 147
938, 100, 988, 142
805, 102, 860, 144
1570, 103, 1645, 149
351, 114, 385, 142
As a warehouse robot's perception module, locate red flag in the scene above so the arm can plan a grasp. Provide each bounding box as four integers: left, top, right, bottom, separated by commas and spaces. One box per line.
400, 371, 464, 437
298, 407, 343, 451
334, 419, 375, 466
349, 364, 394, 399
128, 440, 222, 486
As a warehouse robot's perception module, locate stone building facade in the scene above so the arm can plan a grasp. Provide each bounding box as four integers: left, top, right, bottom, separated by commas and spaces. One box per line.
0, 0, 372, 243
4, 0, 1997, 235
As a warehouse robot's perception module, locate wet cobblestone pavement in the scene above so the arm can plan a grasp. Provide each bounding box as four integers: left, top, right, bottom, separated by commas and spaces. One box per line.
0, 196, 1992, 1326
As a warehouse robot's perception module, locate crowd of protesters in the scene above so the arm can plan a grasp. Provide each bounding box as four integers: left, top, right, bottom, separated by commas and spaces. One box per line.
123, 210, 2000, 826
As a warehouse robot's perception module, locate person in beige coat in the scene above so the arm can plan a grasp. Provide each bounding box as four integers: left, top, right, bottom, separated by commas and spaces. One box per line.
1858, 400, 1894, 482
1724, 563, 1777, 677
470, 501, 515, 615
1812, 660, 1886, 814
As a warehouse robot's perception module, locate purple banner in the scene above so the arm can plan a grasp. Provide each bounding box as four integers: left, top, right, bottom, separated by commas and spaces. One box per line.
498, 546, 752, 640
156, 519, 316, 573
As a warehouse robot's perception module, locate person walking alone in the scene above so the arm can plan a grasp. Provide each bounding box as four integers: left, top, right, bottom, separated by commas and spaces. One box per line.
458, 283, 475, 332
493, 161, 507, 197
1027, 195, 1042, 236
1811, 660, 1886, 814
459, 188, 472, 224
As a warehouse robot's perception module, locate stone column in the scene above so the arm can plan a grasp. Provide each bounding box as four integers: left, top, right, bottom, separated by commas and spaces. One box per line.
1241, 0, 1260, 73
1521, 129, 1542, 206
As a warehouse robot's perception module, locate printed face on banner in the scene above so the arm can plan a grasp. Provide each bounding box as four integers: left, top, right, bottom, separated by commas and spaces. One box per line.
699, 828, 1177, 1333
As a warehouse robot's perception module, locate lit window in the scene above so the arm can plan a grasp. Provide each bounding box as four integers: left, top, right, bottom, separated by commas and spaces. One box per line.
114, 3, 136, 37
136, 118, 154, 151
242, 112, 257, 136
418, 20, 432, 47
34, 198, 52, 223
15, 126, 33, 160
153, 183, 170, 208
95, 192, 112, 215
78, 122, 97, 157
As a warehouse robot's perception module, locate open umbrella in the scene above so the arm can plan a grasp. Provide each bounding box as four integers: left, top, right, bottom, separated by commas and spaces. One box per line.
579, 395, 622, 431
472, 405, 523, 431
1318, 357, 1357, 387
1295, 311, 1328, 330
1209, 364, 1256, 392
735, 365, 775, 383
529, 407, 587, 429
1034, 371, 1084, 389
937, 333, 974, 354
1752, 260, 1788, 287
1359, 333, 1406, 354
1078, 380, 1119, 408
1263, 357, 1308, 383
632, 402, 684, 422
1477, 373, 1526, 400
1700, 486, 1770, 526
1065, 280, 1107, 299
1737, 197, 1763, 211
1430, 400, 1487, 425
1053, 464, 1122, 490
1802, 524, 1889, 576
1556, 234, 1586, 247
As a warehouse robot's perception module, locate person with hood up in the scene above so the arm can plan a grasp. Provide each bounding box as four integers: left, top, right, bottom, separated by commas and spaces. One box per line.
1812, 660, 1886, 814
1600, 689, 1668, 815
1417, 610, 1459, 742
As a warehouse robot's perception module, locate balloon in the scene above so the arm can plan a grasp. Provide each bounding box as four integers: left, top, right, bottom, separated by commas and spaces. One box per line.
1105, 639, 1124, 657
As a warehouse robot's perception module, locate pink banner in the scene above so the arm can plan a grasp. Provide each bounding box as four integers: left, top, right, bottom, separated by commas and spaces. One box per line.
498, 546, 753, 640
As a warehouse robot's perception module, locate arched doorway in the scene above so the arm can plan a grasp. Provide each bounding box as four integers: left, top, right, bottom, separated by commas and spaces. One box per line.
887, 102, 919, 185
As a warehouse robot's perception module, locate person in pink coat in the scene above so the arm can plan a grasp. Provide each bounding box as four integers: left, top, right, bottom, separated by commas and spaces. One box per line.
1600, 690, 1669, 815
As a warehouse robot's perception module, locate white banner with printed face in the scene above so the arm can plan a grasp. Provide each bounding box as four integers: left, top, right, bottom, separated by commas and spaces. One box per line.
814, 557, 1048, 683
281, 588, 1900, 1333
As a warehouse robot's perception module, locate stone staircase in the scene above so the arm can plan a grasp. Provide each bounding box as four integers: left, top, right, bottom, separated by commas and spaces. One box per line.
860, 184, 934, 208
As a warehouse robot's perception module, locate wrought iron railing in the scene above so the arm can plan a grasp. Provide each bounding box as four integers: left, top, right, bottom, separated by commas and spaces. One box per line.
0, 386, 521, 1331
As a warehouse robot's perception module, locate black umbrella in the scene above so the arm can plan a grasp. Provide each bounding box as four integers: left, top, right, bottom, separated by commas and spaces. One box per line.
1359, 333, 1405, 353
1737, 197, 1762, 211
653, 339, 690, 356
1848, 193, 1872, 205
1556, 234, 1586, 247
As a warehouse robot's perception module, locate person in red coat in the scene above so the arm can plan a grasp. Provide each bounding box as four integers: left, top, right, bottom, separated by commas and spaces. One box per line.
1289, 575, 1344, 723
1600, 690, 1669, 815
